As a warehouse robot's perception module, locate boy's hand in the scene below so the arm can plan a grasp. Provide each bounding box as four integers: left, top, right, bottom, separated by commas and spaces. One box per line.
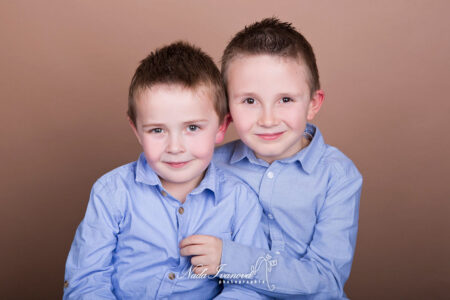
179, 235, 222, 275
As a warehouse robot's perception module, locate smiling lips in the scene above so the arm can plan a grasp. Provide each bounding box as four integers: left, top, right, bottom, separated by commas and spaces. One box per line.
256, 132, 284, 141
164, 161, 190, 168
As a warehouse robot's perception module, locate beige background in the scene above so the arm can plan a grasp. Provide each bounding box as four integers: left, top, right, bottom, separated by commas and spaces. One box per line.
1, 1, 449, 299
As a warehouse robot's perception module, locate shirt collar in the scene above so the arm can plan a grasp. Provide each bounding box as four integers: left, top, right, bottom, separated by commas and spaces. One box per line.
135, 153, 160, 186
228, 123, 326, 174
135, 152, 218, 201
281, 123, 326, 174
190, 161, 218, 203
230, 140, 269, 166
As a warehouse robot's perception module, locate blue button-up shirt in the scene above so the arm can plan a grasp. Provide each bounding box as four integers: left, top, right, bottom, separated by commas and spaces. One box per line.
213, 124, 363, 299
64, 153, 268, 299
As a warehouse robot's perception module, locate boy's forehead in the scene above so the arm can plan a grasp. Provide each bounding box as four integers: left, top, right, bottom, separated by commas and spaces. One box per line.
227, 54, 309, 80
137, 82, 214, 101
229, 53, 305, 69
226, 54, 313, 96
229, 54, 309, 83
134, 83, 219, 121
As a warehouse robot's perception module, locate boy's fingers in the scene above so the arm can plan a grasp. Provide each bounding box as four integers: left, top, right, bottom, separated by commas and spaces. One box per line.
191, 255, 206, 266
191, 254, 216, 267
180, 244, 208, 257
192, 265, 213, 275
193, 266, 206, 275
179, 236, 198, 249
179, 234, 214, 248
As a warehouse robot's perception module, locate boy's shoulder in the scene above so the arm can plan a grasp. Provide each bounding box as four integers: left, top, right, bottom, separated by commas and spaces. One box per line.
319, 144, 362, 187
308, 124, 362, 188
294, 123, 361, 181
93, 159, 138, 192
321, 143, 360, 173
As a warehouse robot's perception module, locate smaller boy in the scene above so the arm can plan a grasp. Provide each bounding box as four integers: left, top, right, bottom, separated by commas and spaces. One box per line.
63, 42, 268, 299
181, 18, 363, 299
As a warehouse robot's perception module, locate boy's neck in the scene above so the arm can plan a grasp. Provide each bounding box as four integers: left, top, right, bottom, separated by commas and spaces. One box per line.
302, 135, 312, 149
260, 135, 312, 164
160, 172, 205, 203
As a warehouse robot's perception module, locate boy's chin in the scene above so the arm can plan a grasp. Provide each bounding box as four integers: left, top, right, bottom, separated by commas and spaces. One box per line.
254, 151, 284, 163
253, 147, 300, 162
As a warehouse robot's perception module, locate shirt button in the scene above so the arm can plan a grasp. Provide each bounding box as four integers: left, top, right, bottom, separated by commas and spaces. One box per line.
275, 251, 280, 255
161, 190, 167, 197
267, 171, 274, 179
178, 207, 184, 214
267, 213, 274, 219
168, 272, 176, 280
64, 281, 69, 288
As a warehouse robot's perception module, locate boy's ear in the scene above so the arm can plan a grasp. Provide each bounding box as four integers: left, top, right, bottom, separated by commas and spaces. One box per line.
215, 113, 232, 144
307, 90, 325, 121
128, 116, 142, 145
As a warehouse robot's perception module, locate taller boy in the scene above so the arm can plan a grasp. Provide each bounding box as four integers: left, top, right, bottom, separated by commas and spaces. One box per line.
181, 18, 363, 299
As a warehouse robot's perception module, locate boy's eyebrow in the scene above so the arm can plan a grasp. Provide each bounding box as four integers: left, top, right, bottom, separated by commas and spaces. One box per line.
231, 91, 305, 98
142, 123, 165, 128
141, 119, 209, 128
275, 92, 305, 98
183, 119, 209, 124
230, 91, 259, 98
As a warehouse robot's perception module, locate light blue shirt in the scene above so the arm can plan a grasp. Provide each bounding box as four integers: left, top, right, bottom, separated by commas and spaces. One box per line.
213, 124, 363, 299
64, 153, 268, 299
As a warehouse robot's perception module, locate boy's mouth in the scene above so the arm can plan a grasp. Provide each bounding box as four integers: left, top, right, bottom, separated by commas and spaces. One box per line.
164, 161, 191, 168
256, 132, 284, 141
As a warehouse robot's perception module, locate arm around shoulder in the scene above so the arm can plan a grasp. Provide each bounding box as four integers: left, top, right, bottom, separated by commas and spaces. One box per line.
220, 167, 362, 298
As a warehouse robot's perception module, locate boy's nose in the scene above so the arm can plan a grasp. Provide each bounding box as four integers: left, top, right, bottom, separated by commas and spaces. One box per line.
166, 134, 185, 154
258, 108, 279, 127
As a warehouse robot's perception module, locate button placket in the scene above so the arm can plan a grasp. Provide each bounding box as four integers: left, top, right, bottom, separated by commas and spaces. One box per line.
156, 270, 178, 298
269, 220, 285, 252
176, 199, 187, 267
264, 164, 285, 252
259, 167, 277, 212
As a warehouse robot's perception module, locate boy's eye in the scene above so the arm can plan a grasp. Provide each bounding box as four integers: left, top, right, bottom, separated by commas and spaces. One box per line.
243, 97, 255, 104
150, 128, 163, 134
187, 125, 200, 132
280, 97, 293, 103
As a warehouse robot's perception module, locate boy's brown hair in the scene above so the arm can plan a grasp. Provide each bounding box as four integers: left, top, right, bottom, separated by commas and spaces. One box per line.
128, 41, 227, 126
222, 17, 320, 96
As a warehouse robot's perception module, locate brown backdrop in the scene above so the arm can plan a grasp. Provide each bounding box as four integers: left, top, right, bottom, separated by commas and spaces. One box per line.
1, 1, 449, 299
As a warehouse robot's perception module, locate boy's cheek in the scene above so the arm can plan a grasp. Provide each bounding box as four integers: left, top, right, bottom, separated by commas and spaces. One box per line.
143, 151, 160, 164
141, 141, 164, 161
188, 139, 215, 159
233, 119, 253, 135
230, 109, 255, 130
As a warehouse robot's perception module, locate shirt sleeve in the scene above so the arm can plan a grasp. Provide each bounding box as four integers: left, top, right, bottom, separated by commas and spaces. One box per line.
220, 173, 363, 298
63, 180, 121, 299
218, 183, 271, 299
